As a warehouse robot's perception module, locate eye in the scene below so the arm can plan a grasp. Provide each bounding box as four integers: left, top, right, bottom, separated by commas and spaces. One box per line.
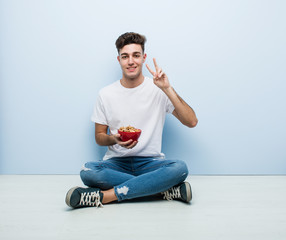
121, 56, 128, 59
134, 54, 140, 58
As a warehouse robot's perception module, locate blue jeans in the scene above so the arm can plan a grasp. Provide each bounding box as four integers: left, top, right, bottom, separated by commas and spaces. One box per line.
80, 157, 189, 202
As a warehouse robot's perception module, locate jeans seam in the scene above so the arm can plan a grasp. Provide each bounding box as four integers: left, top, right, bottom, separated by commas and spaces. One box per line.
133, 162, 173, 172
131, 157, 135, 173
102, 163, 130, 173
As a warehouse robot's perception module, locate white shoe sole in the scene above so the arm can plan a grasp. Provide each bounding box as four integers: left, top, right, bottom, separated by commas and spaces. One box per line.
65, 186, 80, 207
184, 182, 192, 202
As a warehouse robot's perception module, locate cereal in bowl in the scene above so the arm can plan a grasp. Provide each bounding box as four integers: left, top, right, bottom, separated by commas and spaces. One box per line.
119, 125, 141, 132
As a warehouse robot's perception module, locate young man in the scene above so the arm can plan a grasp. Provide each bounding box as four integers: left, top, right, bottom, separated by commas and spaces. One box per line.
65, 32, 198, 208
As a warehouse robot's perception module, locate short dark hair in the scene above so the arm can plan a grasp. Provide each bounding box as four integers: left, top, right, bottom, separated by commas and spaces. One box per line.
115, 32, 146, 53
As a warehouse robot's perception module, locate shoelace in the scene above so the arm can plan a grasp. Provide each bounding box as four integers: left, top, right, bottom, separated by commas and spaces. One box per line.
79, 191, 103, 207
162, 186, 181, 201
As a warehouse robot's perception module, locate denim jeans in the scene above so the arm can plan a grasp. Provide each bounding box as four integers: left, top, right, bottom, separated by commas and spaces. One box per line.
80, 157, 189, 201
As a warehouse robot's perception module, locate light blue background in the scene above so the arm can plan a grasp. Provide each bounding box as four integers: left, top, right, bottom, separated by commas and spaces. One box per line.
0, 0, 285, 174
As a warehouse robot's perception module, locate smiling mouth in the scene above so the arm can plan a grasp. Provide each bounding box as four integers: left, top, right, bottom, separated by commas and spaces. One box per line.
127, 67, 137, 72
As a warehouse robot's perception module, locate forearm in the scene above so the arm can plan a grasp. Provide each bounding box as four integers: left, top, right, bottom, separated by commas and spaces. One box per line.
162, 87, 198, 128
95, 130, 137, 149
95, 132, 116, 146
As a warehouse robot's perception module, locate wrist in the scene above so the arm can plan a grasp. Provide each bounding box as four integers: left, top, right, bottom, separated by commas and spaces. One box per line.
162, 86, 173, 95
110, 134, 118, 145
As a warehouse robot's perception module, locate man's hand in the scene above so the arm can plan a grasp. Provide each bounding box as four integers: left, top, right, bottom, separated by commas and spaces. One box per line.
113, 134, 138, 149
95, 123, 139, 148
145, 60, 198, 128
146, 58, 170, 90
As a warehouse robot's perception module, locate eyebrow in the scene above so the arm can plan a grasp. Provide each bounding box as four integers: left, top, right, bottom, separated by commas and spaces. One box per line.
120, 51, 142, 56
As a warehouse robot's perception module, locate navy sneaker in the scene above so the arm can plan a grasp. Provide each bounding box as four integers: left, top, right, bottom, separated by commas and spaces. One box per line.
65, 187, 103, 208
161, 182, 192, 203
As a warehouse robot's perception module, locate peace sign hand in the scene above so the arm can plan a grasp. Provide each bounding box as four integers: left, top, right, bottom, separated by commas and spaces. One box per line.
146, 58, 170, 90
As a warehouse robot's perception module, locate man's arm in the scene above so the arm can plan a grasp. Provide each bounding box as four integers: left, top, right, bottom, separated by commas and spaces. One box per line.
95, 123, 138, 148
95, 123, 116, 146
146, 58, 198, 128
163, 87, 198, 128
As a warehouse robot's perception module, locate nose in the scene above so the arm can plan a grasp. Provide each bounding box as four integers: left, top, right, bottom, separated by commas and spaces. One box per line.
128, 56, 134, 65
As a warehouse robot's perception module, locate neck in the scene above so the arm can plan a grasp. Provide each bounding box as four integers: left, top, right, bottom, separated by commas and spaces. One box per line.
120, 74, 145, 88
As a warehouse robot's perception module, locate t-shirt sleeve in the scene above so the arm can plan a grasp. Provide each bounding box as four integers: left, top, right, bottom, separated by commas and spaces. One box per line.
91, 94, 108, 125
166, 96, 175, 114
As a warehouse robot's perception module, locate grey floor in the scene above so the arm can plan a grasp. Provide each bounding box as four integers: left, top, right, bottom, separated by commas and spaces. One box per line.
0, 175, 286, 240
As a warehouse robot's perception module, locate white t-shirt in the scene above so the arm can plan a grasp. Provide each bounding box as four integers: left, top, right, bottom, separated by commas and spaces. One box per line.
91, 77, 175, 160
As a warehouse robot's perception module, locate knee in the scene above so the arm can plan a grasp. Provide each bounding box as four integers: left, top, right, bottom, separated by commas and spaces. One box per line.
171, 159, 188, 172
80, 161, 103, 187
169, 160, 189, 182
81, 161, 102, 172
80, 168, 93, 187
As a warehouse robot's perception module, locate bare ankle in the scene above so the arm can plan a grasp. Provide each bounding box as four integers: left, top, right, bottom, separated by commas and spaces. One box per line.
102, 188, 118, 204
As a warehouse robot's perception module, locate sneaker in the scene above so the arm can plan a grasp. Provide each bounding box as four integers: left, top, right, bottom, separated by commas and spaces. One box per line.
161, 181, 192, 203
65, 186, 103, 208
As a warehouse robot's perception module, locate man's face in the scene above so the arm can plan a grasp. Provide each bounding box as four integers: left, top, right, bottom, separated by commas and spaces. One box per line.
117, 44, 146, 80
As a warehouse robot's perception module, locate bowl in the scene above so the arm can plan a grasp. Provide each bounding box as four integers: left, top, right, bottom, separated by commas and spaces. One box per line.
118, 129, 141, 142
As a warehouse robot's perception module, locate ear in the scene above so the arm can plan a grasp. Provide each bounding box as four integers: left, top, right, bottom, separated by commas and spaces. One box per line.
117, 55, 120, 62
143, 53, 147, 63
